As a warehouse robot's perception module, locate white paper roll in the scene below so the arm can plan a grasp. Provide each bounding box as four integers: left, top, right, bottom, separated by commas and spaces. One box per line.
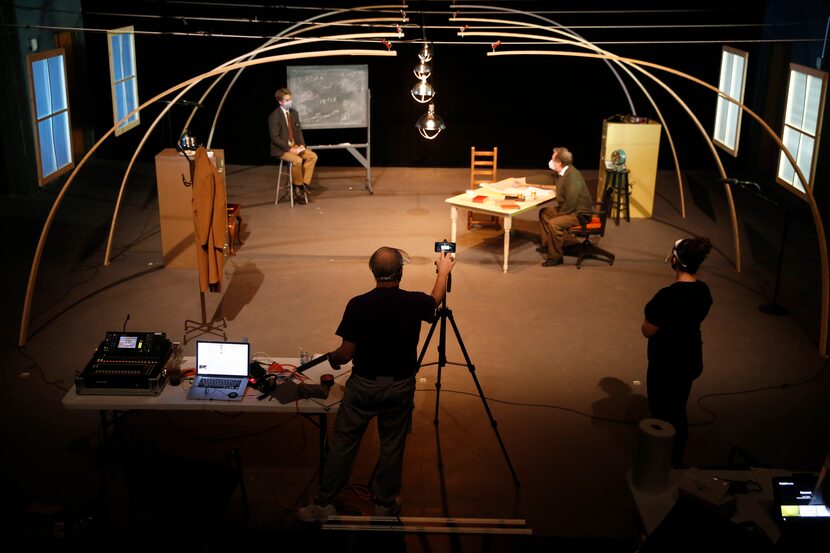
632, 418, 676, 493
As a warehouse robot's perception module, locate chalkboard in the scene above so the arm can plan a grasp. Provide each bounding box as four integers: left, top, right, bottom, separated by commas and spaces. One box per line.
287, 65, 369, 129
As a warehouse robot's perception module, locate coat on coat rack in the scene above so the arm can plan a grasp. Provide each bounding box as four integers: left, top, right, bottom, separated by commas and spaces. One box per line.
191, 146, 227, 292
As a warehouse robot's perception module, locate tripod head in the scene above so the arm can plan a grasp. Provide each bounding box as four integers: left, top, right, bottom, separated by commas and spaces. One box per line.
434, 238, 456, 296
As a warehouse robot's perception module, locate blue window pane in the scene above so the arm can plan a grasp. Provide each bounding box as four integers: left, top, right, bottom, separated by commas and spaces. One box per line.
115, 81, 127, 124
47, 55, 67, 112
111, 35, 124, 81
38, 118, 57, 176
125, 78, 139, 123
122, 35, 135, 78
32, 59, 52, 119
52, 112, 72, 168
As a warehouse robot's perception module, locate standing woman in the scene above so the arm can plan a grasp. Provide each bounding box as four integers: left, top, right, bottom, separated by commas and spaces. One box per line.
642, 237, 713, 466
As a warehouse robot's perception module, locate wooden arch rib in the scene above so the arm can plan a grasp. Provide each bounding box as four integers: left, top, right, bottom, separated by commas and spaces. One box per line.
102, 31, 401, 266
458, 22, 686, 219
19, 48, 396, 347
491, 48, 828, 356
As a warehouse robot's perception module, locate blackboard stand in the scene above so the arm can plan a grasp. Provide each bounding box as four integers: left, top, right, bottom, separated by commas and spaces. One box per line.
307, 90, 372, 194
306, 141, 372, 194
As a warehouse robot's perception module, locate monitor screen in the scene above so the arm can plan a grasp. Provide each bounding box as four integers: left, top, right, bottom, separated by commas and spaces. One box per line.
773, 475, 830, 521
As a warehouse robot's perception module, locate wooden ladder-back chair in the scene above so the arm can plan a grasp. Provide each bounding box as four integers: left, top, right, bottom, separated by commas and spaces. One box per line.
469, 147, 501, 229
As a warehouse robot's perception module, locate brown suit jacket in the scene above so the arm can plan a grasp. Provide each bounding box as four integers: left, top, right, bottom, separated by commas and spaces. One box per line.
191, 147, 226, 292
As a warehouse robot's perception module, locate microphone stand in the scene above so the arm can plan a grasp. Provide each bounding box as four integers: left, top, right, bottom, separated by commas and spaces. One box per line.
724, 180, 789, 316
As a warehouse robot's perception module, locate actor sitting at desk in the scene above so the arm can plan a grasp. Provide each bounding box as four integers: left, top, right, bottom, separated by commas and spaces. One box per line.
297, 246, 455, 523
268, 87, 318, 199
533, 147, 593, 267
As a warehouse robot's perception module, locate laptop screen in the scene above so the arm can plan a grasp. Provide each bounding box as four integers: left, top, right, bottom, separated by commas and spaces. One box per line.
196, 341, 250, 377
772, 475, 830, 522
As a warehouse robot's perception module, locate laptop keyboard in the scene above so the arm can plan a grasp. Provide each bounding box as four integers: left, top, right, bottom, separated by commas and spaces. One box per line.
197, 377, 243, 389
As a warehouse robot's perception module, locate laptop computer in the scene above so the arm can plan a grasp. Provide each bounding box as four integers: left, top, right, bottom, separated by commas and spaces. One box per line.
772, 474, 829, 523
187, 340, 250, 401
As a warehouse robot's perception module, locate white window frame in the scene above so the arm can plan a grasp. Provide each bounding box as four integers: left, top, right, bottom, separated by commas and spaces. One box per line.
107, 25, 140, 136
27, 48, 74, 186
777, 63, 827, 195
713, 46, 748, 156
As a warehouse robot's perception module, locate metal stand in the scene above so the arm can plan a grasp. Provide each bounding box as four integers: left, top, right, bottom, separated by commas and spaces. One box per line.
758, 205, 790, 316
417, 275, 520, 486
184, 292, 227, 344
724, 179, 790, 316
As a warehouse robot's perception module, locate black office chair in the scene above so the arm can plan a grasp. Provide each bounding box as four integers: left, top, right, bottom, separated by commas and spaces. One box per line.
565, 184, 616, 269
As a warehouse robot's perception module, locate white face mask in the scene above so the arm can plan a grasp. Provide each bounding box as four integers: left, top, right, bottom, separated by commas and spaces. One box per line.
548, 159, 557, 171
282, 100, 293, 110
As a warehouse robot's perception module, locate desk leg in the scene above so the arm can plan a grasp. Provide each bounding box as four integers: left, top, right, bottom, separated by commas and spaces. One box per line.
502, 216, 512, 273
450, 206, 458, 243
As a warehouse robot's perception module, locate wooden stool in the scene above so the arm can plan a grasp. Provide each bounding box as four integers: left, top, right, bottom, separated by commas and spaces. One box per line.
607, 169, 630, 225
226, 203, 243, 255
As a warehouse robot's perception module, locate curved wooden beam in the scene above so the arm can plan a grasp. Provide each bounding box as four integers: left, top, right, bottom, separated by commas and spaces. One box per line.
456, 19, 687, 217
102, 32, 400, 266
20, 48, 396, 347
450, 5, 639, 116
488, 48, 827, 356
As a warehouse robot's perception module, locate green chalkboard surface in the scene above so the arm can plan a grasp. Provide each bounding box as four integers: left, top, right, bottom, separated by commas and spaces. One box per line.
287, 65, 369, 129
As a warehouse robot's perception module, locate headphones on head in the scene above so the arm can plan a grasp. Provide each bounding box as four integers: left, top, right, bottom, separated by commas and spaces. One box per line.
374, 248, 408, 281
665, 239, 690, 272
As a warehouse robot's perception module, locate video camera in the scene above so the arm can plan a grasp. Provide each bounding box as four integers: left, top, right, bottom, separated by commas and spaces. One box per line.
435, 240, 456, 254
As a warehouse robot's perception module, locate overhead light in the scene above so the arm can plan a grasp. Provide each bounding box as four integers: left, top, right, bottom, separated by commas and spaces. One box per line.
410, 78, 435, 103
413, 61, 432, 80
418, 42, 433, 63
415, 103, 445, 140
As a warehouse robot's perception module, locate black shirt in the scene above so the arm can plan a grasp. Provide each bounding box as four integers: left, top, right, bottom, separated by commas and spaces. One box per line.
336, 287, 436, 379
644, 280, 713, 379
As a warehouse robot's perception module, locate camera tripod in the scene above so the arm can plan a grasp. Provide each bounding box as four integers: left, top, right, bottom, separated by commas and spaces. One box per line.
417, 274, 520, 486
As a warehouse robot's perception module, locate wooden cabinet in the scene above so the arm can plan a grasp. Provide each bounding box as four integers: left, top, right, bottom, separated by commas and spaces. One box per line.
598, 120, 661, 218
154, 148, 225, 269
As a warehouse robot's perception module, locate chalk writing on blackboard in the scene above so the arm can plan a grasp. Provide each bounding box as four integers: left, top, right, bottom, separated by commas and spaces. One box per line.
287, 65, 369, 129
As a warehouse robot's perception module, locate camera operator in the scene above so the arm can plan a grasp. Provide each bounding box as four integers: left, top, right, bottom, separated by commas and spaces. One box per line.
297, 245, 455, 523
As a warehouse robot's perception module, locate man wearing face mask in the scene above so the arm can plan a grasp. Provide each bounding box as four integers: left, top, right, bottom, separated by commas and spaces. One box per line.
269, 87, 318, 201
535, 147, 593, 267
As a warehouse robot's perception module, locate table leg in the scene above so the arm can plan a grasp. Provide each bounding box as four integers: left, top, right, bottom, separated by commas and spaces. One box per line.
450, 206, 458, 243
502, 216, 512, 273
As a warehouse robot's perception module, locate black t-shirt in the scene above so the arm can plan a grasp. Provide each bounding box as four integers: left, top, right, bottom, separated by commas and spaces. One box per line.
336, 287, 436, 378
644, 280, 713, 379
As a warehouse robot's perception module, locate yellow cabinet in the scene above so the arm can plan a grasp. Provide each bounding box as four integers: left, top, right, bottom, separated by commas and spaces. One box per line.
598, 120, 661, 218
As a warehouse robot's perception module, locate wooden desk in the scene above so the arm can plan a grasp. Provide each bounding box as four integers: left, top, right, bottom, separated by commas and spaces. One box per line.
445, 188, 556, 273
63, 356, 349, 480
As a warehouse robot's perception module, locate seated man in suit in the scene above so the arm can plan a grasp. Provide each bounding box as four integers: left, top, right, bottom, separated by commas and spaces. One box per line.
534, 147, 593, 267
268, 87, 318, 201
502, 147, 593, 266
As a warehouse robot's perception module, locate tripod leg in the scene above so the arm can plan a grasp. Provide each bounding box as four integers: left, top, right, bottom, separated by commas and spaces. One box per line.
434, 307, 448, 425
446, 309, 520, 486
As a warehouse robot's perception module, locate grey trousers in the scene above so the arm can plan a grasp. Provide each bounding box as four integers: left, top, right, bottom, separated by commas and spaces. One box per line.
315, 373, 416, 506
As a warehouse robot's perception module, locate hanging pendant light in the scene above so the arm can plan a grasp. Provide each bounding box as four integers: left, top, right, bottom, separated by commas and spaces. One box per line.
418, 42, 433, 63
415, 103, 445, 139
413, 60, 432, 80
410, 78, 435, 103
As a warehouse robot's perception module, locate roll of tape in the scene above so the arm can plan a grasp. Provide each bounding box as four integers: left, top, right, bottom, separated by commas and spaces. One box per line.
632, 418, 676, 493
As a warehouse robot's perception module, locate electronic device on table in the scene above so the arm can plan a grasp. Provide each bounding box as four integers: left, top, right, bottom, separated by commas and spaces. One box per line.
75, 331, 175, 396
186, 340, 250, 402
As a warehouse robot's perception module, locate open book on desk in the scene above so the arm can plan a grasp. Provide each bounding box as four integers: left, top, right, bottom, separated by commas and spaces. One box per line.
478, 179, 555, 198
